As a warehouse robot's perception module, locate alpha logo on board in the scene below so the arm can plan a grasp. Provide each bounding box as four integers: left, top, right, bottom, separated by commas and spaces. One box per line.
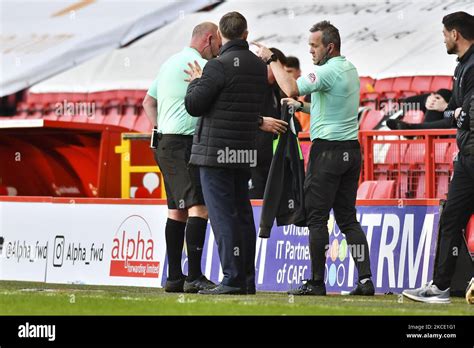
109, 215, 160, 278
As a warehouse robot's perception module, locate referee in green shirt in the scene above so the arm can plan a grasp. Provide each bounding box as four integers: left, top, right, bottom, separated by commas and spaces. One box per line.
254, 21, 374, 296
142, 22, 221, 293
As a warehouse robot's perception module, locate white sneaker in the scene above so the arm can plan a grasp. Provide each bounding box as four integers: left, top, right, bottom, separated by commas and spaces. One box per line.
466, 278, 474, 304
402, 281, 450, 304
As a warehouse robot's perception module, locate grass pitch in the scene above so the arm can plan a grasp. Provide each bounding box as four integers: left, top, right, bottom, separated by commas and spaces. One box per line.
0, 281, 472, 316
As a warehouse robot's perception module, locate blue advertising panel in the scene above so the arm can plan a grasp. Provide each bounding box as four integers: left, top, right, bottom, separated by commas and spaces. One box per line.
162, 205, 440, 294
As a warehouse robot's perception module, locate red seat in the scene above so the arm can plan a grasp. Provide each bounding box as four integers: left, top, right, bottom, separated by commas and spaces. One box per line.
27, 111, 43, 119
57, 114, 73, 122
362, 78, 394, 107
122, 105, 136, 117
72, 114, 89, 123
26, 93, 44, 105
69, 93, 88, 103
119, 114, 138, 130
402, 110, 425, 124
372, 180, 396, 199
134, 115, 152, 132
403, 143, 425, 164
430, 76, 453, 91
384, 76, 413, 99
415, 173, 426, 198
409, 76, 433, 94
435, 173, 449, 199
437, 142, 457, 198
116, 90, 136, 100
359, 76, 375, 98
400, 144, 425, 198
104, 111, 121, 126
444, 142, 459, 163
466, 215, 474, 254
357, 181, 377, 199
373, 144, 408, 188
386, 143, 408, 163
134, 90, 147, 100
359, 110, 384, 130
11, 113, 28, 119
374, 78, 395, 96
360, 100, 377, 110
43, 113, 59, 121
87, 108, 105, 124
434, 142, 450, 163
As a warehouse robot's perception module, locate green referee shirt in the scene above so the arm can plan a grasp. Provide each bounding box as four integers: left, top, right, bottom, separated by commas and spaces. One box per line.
147, 47, 207, 135
296, 56, 360, 141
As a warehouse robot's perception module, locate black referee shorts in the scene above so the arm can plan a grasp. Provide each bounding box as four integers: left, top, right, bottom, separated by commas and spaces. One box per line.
153, 134, 204, 210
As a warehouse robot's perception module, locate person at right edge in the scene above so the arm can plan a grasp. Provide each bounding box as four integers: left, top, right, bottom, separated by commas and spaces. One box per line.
254, 21, 374, 296
403, 12, 474, 304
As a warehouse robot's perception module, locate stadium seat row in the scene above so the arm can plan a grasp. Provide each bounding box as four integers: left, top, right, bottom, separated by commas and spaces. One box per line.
20, 75, 452, 115
356, 180, 396, 199
359, 109, 425, 130
360, 75, 452, 100
11, 108, 153, 133
372, 142, 458, 199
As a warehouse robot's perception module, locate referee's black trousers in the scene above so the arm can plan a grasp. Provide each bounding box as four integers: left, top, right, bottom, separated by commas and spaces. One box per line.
304, 139, 372, 282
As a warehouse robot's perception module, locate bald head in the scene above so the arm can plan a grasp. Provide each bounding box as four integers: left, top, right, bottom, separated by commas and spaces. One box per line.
190, 21, 221, 60
192, 22, 218, 39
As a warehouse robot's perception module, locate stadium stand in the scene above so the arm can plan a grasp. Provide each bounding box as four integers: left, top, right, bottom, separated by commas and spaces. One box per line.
0, 74, 459, 199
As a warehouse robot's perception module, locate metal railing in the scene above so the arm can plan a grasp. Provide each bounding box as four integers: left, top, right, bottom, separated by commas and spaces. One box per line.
360, 129, 457, 198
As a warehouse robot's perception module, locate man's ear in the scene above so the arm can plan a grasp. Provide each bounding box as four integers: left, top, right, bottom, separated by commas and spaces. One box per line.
242, 30, 249, 40
217, 29, 222, 40
452, 29, 459, 42
327, 43, 334, 55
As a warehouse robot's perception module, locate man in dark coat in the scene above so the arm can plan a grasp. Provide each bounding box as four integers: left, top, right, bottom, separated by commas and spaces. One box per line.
184, 11, 287, 294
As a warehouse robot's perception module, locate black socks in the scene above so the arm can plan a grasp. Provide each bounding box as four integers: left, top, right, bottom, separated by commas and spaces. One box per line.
165, 218, 186, 281
185, 217, 208, 281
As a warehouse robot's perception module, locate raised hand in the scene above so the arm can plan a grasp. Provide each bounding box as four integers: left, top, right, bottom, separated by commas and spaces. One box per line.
184, 60, 202, 82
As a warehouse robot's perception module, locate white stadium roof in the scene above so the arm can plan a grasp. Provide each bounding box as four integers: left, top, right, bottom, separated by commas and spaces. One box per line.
17, 0, 474, 93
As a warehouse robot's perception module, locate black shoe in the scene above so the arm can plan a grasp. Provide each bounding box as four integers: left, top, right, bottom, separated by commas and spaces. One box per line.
198, 283, 245, 295
246, 285, 256, 295
350, 279, 375, 296
183, 275, 216, 293
287, 280, 326, 296
386, 119, 412, 130
164, 277, 185, 293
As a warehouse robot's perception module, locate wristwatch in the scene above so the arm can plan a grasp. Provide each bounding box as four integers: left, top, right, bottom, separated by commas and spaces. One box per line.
296, 101, 304, 112
266, 53, 277, 65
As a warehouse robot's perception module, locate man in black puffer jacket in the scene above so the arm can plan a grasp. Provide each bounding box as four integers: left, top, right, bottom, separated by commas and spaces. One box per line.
184, 11, 287, 295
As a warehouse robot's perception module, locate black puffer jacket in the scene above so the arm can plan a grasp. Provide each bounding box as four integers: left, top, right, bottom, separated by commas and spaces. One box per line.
185, 39, 267, 168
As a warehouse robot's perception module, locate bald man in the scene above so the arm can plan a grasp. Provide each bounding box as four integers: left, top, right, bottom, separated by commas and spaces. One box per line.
143, 22, 221, 293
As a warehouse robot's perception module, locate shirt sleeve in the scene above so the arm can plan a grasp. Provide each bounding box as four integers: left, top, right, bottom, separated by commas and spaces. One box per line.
296, 64, 338, 95
147, 76, 158, 99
